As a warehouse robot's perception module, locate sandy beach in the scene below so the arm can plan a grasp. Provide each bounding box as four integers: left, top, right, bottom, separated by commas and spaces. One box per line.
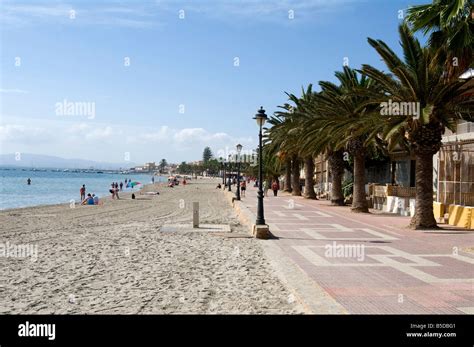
0, 178, 302, 314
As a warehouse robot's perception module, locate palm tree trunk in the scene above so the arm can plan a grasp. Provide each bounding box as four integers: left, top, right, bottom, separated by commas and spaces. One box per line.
284, 158, 292, 192
410, 153, 438, 229
328, 150, 345, 205
303, 156, 316, 199
291, 156, 301, 196
351, 153, 368, 213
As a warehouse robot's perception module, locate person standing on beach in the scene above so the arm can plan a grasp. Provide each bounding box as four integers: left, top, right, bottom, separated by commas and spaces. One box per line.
152, 176, 155, 184
80, 184, 86, 201
27, 178, 31, 185
120, 182, 123, 191
110, 184, 115, 199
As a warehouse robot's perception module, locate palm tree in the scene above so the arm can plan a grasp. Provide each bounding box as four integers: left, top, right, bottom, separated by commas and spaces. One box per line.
405, 0, 473, 79
265, 114, 292, 192
284, 87, 318, 198
361, 23, 474, 228
159, 159, 167, 173
327, 149, 346, 205
267, 98, 307, 197
270, 86, 322, 198
300, 90, 347, 206
303, 67, 381, 212
266, 109, 303, 196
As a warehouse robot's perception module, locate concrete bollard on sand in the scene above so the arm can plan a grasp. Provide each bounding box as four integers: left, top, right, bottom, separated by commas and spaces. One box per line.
193, 202, 199, 228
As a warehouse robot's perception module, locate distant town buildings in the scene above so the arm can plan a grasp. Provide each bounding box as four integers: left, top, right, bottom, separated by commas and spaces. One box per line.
130, 161, 177, 174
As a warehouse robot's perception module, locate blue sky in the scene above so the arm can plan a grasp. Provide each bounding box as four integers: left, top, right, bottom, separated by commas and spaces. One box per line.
0, 0, 427, 164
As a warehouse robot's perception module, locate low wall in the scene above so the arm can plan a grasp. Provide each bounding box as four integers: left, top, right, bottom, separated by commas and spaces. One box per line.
222, 189, 255, 235
372, 196, 416, 216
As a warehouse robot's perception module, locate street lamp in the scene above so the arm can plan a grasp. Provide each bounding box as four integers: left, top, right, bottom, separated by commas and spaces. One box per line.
227, 154, 232, 192
220, 157, 225, 185
254, 107, 268, 225
236, 144, 243, 200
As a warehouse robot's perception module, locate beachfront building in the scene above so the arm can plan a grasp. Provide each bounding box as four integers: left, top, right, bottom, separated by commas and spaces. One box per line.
133, 162, 157, 173
433, 69, 474, 224
432, 69, 474, 226
143, 162, 157, 172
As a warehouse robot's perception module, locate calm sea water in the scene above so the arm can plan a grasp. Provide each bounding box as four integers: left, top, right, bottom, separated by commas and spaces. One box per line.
0, 168, 167, 210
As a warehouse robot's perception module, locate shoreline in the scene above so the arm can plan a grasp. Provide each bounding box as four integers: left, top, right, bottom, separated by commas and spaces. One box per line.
0, 177, 170, 212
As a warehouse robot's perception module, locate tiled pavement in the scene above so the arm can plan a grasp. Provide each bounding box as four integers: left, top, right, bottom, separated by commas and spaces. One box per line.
238, 186, 474, 314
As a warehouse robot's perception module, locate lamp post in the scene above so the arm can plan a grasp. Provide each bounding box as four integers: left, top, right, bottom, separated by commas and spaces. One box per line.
221, 158, 225, 185
227, 154, 232, 192
236, 144, 243, 200
254, 107, 267, 225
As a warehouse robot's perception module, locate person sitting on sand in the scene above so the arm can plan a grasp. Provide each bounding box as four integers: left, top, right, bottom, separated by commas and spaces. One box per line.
93, 194, 99, 205
216, 183, 222, 189
82, 193, 94, 205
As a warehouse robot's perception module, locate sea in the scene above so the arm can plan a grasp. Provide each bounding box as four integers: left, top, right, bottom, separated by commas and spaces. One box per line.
0, 167, 167, 210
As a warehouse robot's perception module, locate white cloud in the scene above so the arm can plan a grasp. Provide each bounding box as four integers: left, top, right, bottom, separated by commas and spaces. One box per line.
0, 118, 256, 162
0, 124, 47, 142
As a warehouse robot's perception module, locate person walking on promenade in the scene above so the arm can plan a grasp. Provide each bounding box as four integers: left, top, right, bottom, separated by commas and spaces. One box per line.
271, 180, 279, 197
263, 180, 269, 197
240, 180, 246, 197
80, 184, 86, 201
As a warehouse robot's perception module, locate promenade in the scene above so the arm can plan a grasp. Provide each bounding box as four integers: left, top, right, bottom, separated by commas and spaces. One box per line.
238, 184, 474, 314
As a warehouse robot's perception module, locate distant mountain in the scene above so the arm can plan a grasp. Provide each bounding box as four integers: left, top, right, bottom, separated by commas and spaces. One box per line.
0, 153, 137, 170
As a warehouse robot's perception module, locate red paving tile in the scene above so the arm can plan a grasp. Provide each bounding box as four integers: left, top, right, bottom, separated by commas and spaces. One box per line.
239, 186, 474, 314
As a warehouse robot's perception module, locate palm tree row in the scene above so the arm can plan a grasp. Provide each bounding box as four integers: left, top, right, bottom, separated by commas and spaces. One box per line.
264, 1, 474, 229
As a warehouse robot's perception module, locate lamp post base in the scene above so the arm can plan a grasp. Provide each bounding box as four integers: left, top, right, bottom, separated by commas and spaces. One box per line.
252, 224, 271, 239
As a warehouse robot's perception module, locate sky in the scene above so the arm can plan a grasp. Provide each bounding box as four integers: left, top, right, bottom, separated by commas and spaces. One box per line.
0, 0, 428, 165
